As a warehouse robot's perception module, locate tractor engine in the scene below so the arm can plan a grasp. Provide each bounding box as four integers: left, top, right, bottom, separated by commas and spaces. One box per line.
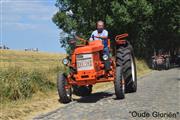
72, 40, 111, 82
75, 53, 102, 81
62, 40, 114, 86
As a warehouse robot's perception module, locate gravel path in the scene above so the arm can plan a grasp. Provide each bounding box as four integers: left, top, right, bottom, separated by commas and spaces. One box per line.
34, 68, 180, 120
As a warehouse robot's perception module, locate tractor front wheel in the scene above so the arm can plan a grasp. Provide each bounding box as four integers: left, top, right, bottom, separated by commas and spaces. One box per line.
152, 60, 156, 70
165, 58, 170, 70
57, 73, 72, 103
114, 66, 125, 99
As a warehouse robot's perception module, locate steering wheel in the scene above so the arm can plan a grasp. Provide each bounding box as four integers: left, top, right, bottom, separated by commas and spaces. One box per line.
75, 36, 88, 45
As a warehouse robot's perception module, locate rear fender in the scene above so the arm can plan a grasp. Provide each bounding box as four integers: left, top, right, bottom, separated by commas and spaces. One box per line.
115, 33, 128, 45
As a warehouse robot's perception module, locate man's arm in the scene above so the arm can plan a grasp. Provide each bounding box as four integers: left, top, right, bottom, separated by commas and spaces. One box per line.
95, 36, 108, 39
95, 30, 108, 39
89, 31, 95, 41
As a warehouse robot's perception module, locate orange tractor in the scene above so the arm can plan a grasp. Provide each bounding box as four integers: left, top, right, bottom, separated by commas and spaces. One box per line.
57, 33, 137, 103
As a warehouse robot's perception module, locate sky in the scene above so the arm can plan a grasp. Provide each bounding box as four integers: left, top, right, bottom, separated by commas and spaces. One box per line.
0, 0, 65, 53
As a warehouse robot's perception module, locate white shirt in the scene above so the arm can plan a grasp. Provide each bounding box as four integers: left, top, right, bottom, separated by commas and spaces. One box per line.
90, 29, 108, 41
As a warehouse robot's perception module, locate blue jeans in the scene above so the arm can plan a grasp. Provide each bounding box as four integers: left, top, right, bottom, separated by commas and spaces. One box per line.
103, 39, 109, 56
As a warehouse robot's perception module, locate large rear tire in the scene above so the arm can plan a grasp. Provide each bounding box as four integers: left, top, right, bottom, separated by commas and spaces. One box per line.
114, 66, 125, 99
73, 85, 92, 97
116, 43, 137, 93
165, 58, 170, 70
124, 53, 137, 93
57, 73, 72, 103
152, 59, 156, 70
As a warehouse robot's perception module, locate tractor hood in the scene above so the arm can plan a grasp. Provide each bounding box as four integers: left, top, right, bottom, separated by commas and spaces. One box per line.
74, 40, 104, 54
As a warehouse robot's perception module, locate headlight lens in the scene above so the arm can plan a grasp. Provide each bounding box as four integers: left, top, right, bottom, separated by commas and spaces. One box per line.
102, 54, 108, 60
62, 58, 69, 65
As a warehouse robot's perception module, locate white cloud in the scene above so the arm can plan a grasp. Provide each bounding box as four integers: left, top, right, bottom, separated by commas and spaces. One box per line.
28, 14, 50, 21
1, 0, 58, 30
4, 22, 37, 30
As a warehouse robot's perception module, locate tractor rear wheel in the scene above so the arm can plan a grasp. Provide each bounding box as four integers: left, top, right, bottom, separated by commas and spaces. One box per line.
152, 60, 156, 70
165, 58, 170, 70
114, 66, 125, 99
57, 73, 72, 103
116, 44, 137, 93
73, 85, 92, 97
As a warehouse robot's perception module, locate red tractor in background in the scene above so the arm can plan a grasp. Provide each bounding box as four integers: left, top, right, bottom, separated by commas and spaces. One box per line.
57, 33, 137, 103
151, 50, 170, 70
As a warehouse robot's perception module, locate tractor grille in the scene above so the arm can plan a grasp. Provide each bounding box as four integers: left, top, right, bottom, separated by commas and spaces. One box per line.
76, 54, 94, 71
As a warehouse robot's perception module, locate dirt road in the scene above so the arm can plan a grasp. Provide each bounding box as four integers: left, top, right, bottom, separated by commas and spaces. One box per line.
34, 68, 180, 120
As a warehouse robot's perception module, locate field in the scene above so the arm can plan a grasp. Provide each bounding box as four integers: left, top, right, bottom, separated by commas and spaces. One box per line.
0, 50, 65, 102
0, 49, 150, 120
0, 50, 64, 69
0, 50, 66, 120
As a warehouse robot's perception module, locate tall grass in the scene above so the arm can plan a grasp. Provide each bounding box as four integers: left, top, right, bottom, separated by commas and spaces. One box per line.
0, 50, 65, 102
1, 68, 44, 100
0, 67, 64, 102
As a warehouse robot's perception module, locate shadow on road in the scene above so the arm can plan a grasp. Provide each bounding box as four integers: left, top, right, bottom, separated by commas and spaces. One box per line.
150, 65, 180, 71
74, 92, 113, 103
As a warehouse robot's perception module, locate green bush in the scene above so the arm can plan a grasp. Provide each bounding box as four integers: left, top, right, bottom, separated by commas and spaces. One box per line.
0, 67, 56, 102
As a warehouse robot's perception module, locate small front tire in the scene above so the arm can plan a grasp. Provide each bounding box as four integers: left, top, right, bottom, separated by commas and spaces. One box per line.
114, 66, 125, 99
57, 73, 72, 104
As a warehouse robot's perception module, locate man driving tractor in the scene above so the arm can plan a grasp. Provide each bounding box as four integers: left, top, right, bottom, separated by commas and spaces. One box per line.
89, 20, 109, 55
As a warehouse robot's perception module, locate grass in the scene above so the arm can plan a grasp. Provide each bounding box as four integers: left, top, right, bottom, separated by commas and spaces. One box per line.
0, 50, 66, 120
0, 49, 150, 120
1, 91, 65, 120
0, 50, 64, 69
0, 50, 65, 102
136, 58, 151, 76
0, 67, 56, 102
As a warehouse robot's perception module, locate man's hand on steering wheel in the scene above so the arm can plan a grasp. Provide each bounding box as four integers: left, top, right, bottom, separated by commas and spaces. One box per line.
94, 36, 108, 40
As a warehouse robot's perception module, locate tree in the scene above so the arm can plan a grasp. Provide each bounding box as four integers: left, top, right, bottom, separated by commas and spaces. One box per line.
148, 0, 180, 55
52, 0, 179, 57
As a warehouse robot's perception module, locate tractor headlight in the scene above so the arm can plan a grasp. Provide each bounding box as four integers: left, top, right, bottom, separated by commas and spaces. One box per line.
62, 58, 69, 65
102, 54, 109, 60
